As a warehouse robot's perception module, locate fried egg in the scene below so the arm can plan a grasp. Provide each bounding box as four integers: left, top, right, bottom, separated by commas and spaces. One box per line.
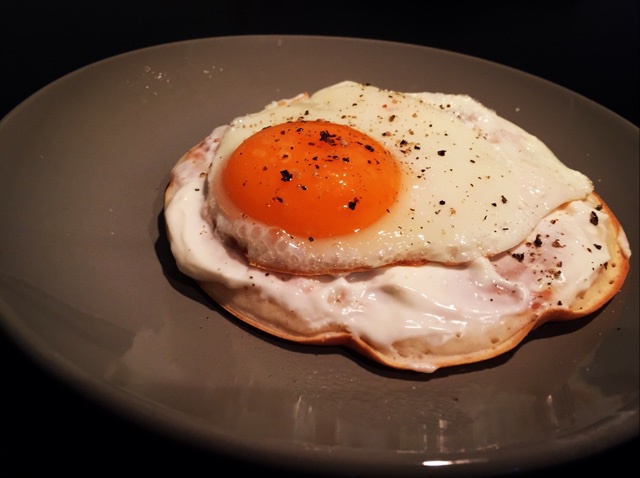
164, 81, 630, 373
205, 81, 593, 275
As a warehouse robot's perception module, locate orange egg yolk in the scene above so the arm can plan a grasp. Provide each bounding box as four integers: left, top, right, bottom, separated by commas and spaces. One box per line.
221, 120, 401, 239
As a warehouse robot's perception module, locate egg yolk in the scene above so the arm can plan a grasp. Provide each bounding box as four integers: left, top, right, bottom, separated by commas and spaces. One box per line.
222, 120, 401, 239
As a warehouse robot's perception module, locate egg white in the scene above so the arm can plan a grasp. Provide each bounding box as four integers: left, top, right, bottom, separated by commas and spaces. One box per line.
205, 81, 593, 274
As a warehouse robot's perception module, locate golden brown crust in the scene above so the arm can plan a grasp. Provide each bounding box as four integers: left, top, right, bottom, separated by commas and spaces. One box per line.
199, 276, 540, 371
546, 192, 630, 320
165, 138, 213, 205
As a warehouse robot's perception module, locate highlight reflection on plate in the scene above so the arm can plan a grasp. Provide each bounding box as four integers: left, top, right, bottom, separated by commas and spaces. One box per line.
0, 36, 637, 477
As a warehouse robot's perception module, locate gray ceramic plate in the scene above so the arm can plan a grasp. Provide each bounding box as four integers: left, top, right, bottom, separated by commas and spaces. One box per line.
0, 36, 638, 477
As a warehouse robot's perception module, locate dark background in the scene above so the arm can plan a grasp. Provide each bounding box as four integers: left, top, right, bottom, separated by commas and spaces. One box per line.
1, 1, 638, 476
2, 1, 638, 125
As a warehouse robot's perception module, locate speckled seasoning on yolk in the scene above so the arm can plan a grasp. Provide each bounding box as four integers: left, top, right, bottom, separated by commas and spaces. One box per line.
221, 120, 401, 240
